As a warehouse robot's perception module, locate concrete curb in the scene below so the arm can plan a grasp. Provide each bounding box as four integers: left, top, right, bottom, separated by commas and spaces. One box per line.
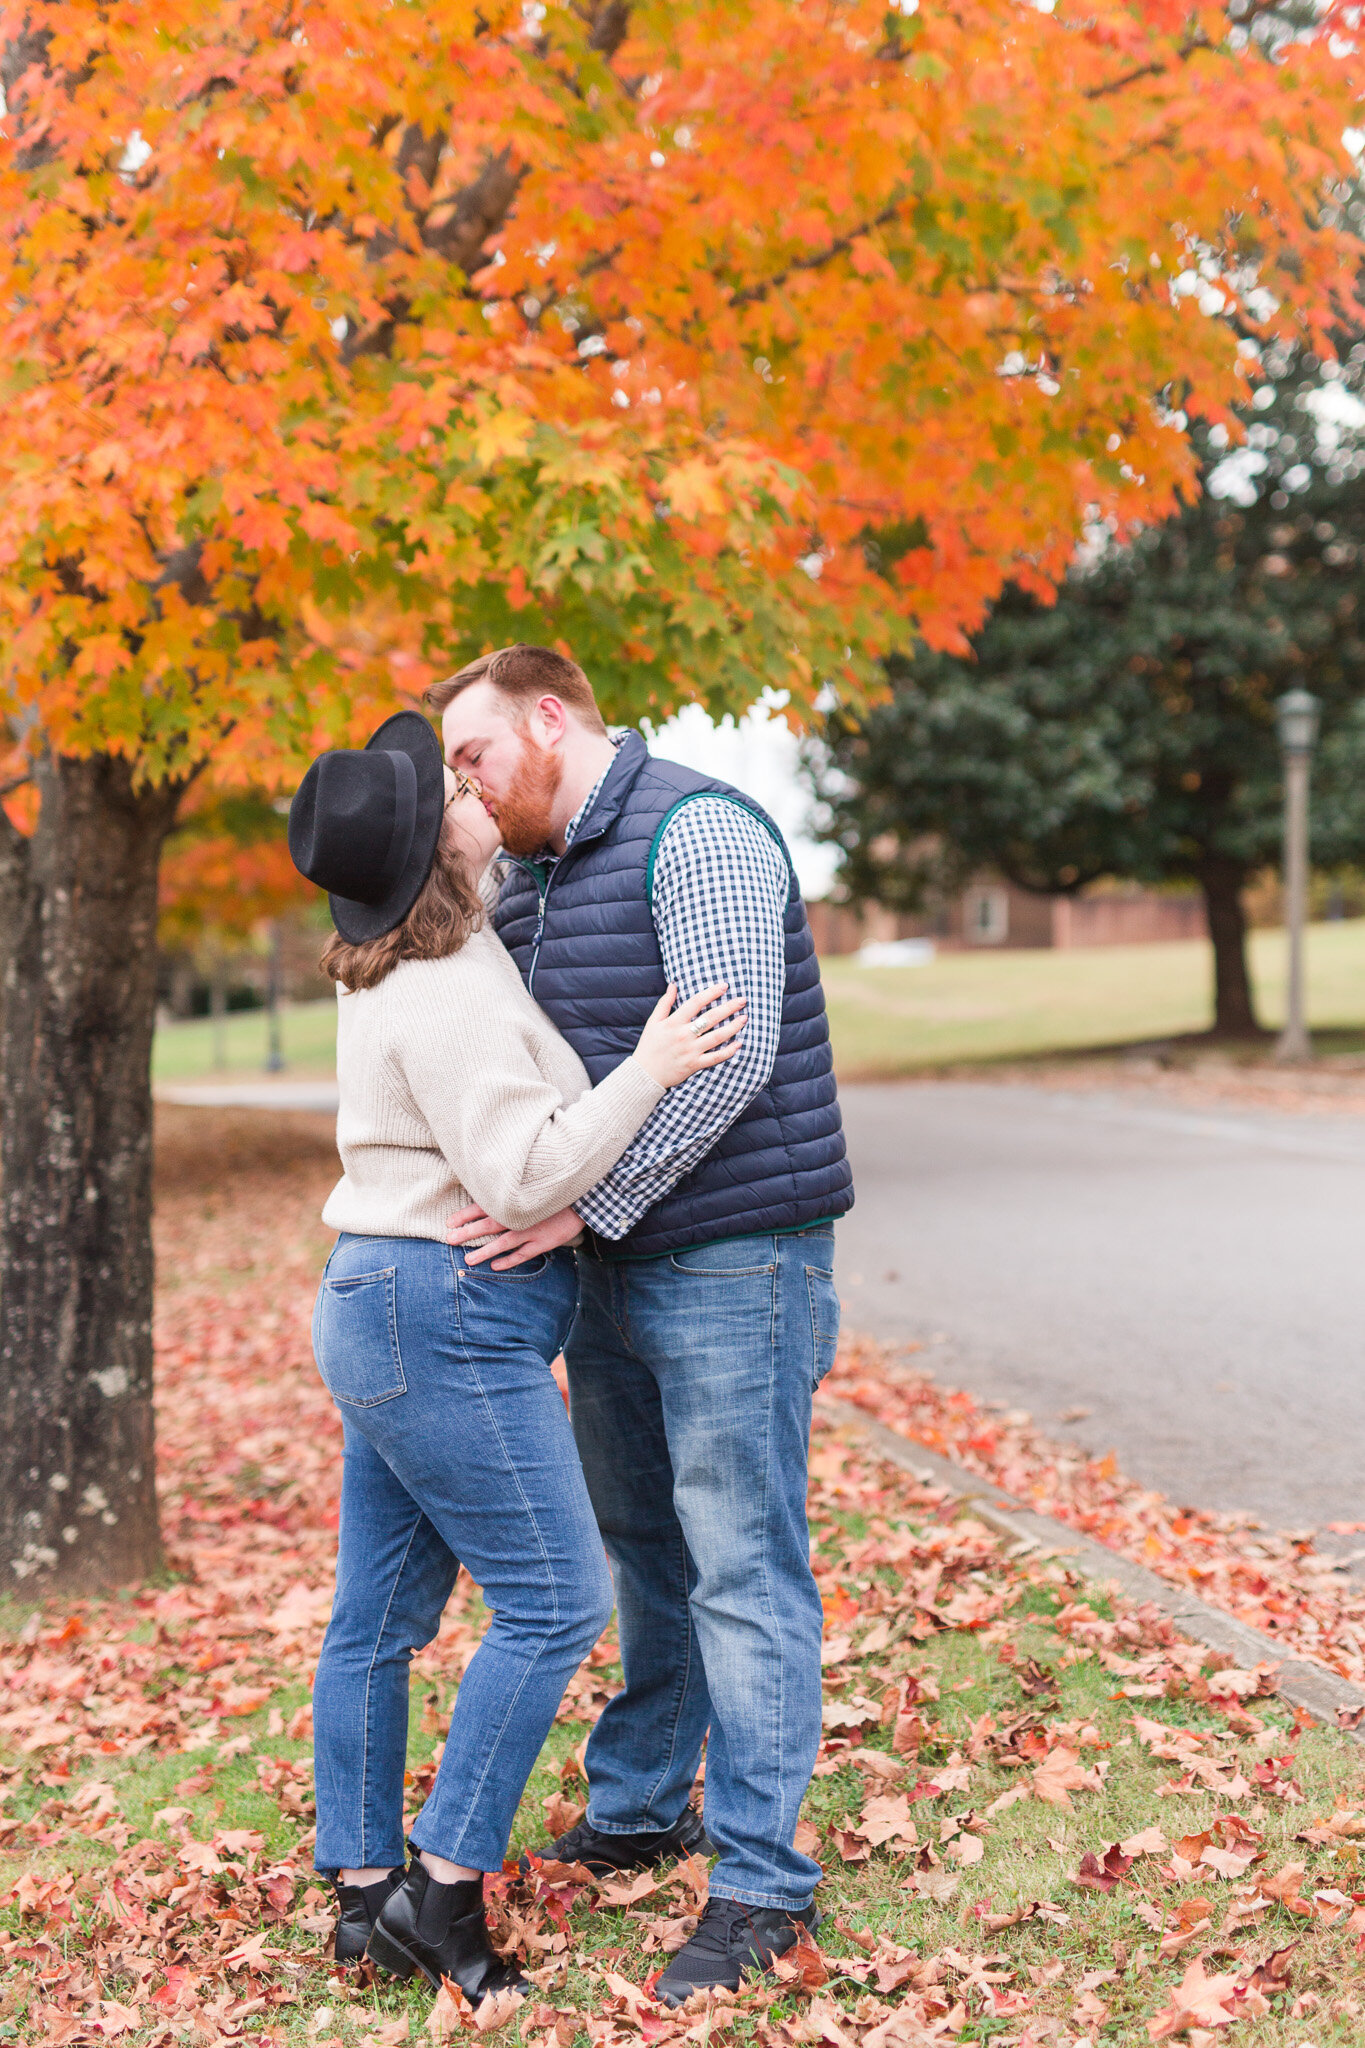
817, 1395, 1365, 1739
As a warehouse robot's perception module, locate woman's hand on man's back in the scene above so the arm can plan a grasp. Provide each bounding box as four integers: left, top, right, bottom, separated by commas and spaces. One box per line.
631, 983, 745, 1090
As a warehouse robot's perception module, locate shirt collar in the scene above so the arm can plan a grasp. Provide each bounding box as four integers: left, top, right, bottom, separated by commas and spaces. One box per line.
562, 735, 625, 852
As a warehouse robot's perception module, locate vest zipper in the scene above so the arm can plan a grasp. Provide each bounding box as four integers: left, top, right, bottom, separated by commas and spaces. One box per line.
509, 858, 551, 993
530, 880, 548, 992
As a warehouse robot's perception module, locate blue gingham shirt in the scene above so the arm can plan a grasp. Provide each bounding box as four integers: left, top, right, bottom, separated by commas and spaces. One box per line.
536, 755, 789, 1240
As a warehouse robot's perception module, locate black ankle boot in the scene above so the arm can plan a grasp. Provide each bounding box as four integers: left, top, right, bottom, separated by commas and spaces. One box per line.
367, 1860, 528, 2002
330, 1867, 407, 1963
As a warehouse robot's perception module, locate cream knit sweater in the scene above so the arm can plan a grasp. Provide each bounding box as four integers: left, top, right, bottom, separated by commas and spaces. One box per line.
320, 924, 665, 1243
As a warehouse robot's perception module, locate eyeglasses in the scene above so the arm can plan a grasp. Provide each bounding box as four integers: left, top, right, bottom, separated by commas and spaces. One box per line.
446, 769, 486, 809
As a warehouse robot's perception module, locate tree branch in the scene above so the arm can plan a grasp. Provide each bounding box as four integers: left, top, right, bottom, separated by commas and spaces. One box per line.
730, 201, 903, 309
583, 1, 631, 57
1082, 28, 1213, 99
343, 143, 527, 361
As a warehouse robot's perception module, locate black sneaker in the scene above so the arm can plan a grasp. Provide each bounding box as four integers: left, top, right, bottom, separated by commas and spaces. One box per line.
520, 1806, 711, 1879
653, 1896, 820, 2008
329, 1867, 407, 1963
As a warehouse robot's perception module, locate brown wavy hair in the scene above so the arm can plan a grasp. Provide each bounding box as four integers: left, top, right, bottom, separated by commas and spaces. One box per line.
320, 836, 483, 990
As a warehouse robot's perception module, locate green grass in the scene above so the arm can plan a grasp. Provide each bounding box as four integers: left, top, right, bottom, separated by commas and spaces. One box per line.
6, 1438, 1365, 2045
152, 998, 338, 1083
150, 920, 1365, 1086
823, 915, 1365, 1076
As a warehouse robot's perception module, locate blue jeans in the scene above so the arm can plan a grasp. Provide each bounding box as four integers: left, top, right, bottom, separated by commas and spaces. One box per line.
565, 1227, 839, 1911
310, 1234, 610, 1875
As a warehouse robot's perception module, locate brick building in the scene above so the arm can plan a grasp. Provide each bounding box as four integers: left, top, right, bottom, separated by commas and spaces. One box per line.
805, 878, 1206, 956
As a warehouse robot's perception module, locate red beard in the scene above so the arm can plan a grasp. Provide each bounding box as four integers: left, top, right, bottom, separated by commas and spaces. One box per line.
493, 737, 564, 857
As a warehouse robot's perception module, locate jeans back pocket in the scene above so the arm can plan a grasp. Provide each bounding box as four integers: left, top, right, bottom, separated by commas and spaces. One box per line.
313, 1267, 406, 1408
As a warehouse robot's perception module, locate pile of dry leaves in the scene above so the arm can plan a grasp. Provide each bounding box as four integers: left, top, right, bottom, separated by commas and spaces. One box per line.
824, 1336, 1365, 1686
2, 1110, 1365, 2047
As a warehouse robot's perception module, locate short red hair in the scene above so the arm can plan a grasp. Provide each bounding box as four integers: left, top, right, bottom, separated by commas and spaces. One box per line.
427, 644, 606, 734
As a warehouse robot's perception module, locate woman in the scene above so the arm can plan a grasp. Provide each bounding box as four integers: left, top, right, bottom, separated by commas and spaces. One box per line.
287, 711, 743, 2005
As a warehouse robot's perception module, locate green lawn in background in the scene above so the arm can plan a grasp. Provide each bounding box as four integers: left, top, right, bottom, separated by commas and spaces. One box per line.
823, 914, 1365, 1075
151, 918, 1365, 1085
151, 997, 338, 1082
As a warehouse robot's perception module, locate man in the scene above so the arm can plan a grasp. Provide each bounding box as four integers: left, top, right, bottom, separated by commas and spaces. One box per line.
433, 644, 853, 2006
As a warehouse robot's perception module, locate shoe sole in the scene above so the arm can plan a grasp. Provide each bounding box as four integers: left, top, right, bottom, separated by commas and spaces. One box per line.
653, 1908, 823, 2010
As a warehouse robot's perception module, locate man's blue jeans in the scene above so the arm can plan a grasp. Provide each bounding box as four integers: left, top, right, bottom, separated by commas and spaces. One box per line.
565, 1226, 839, 1911
310, 1234, 610, 1876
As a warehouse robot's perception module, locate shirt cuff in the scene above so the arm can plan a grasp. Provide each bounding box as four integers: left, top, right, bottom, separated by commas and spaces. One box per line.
572, 1185, 638, 1239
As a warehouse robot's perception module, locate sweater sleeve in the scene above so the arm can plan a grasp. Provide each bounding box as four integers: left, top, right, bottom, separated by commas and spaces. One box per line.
388, 970, 665, 1231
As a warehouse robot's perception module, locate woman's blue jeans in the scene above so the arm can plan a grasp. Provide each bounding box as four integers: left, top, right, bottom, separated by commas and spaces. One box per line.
310, 1234, 608, 1875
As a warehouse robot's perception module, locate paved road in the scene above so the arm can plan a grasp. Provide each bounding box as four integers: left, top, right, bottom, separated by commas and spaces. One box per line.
166, 1074, 1363, 1537
834, 1082, 1365, 1541
158, 1081, 342, 1111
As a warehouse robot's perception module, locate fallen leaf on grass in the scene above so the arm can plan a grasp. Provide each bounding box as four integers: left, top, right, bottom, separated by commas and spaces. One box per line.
1120, 1827, 1170, 1858
428, 1978, 473, 2040
540, 1791, 585, 1839
854, 1793, 920, 1851
977, 1899, 1070, 1933
843, 1748, 908, 1789
593, 1870, 661, 1909
1199, 1845, 1259, 1881
1074, 1843, 1134, 1891
1159, 1910, 1215, 1960
1014, 1656, 1062, 1703
821, 1697, 883, 1733
92, 2001, 142, 2037
1146, 1955, 1243, 2038
1132, 1714, 1204, 1760
1032, 1746, 1104, 1808
784, 1995, 860, 2048
770, 1930, 831, 1992
830, 1828, 870, 1864
1297, 1807, 1365, 1846
983, 1784, 1031, 1817
1253, 1756, 1304, 1803
360, 2021, 409, 2047
1203, 1664, 1279, 1702
1243, 1943, 1295, 1998
222, 1929, 277, 1971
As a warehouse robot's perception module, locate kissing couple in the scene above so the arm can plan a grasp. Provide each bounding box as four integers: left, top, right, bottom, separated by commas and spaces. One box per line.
287, 643, 854, 2010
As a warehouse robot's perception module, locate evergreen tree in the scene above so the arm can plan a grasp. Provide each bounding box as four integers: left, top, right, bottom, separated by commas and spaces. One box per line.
821, 347, 1365, 1035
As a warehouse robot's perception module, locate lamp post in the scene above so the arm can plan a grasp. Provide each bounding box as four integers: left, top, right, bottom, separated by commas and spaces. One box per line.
1274, 686, 1321, 1064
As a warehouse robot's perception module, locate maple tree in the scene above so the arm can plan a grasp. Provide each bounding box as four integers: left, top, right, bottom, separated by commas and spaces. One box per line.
158, 793, 314, 956
0, 0, 1360, 1589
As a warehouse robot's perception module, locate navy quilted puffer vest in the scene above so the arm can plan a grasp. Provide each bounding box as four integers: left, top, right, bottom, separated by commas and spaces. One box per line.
493, 731, 853, 1259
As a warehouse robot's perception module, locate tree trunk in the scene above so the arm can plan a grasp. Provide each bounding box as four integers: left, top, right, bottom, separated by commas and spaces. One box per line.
1197, 857, 1262, 1038
0, 751, 187, 1593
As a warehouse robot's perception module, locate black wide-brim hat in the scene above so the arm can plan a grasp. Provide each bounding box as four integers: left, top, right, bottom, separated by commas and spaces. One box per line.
287, 711, 446, 943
